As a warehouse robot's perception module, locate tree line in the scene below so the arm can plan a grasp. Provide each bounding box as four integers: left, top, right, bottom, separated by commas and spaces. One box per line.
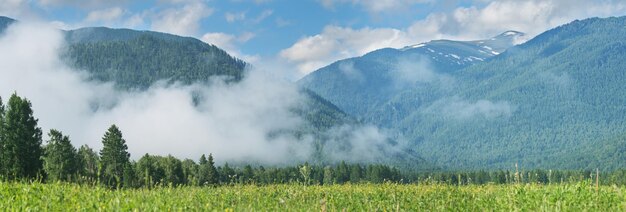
3, 93, 626, 189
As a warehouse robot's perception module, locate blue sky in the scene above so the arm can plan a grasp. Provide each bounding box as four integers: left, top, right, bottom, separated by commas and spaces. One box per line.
2, 0, 626, 79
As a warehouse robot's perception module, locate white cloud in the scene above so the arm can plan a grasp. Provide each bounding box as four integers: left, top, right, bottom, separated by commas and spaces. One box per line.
285, 0, 626, 79
225, 11, 246, 23
0, 20, 400, 164
84, 7, 124, 23
0, 0, 32, 18
150, 1, 213, 36
319, 0, 431, 13
37, 0, 129, 8
427, 97, 515, 120
201, 32, 259, 63
280, 25, 412, 76
201, 32, 238, 50
252, 9, 273, 23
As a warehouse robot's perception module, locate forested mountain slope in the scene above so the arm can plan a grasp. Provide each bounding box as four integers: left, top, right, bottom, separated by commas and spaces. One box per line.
298, 31, 525, 120
300, 16, 626, 170
0, 17, 430, 168
63, 27, 247, 89
399, 17, 626, 170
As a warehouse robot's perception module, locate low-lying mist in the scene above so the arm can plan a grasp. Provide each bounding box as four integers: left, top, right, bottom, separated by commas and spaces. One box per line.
0, 21, 404, 164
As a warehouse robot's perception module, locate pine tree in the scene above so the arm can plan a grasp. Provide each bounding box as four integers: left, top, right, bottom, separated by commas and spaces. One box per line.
197, 154, 208, 186
99, 125, 131, 188
43, 129, 79, 182
206, 154, 218, 185
0, 93, 43, 180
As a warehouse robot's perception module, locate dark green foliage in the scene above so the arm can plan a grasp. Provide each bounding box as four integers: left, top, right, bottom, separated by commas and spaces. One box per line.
135, 154, 185, 187
197, 154, 208, 186
63, 28, 247, 90
43, 129, 79, 182
402, 16, 626, 170
300, 16, 626, 170
297, 32, 520, 120
206, 154, 218, 185
181, 159, 198, 186
77, 145, 99, 184
99, 125, 131, 188
61, 26, 359, 165
0, 93, 43, 180
0, 97, 4, 175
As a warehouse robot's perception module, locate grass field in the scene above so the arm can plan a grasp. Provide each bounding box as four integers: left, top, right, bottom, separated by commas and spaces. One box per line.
1, 181, 625, 211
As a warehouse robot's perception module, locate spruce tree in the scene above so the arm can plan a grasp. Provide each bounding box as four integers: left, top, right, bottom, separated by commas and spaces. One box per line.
206, 154, 218, 185
43, 129, 79, 182
0, 96, 5, 178
0, 93, 43, 180
99, 125, 131, 188
197, 154, 208, 186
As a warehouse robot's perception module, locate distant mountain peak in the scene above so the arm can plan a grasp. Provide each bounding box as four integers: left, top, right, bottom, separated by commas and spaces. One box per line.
497, 30, 525, 37
0, 16, 16, 32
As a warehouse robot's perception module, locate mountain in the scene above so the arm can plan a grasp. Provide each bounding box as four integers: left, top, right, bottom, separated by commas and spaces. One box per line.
63, 27, 247, 89
343, 16, 626, 170
59, 27, 355, 134
0, 16, 431, 168
406, 16, 626, 170
0, 16, 15, 33
301, 16, 626, 170
298, 31, 525, 122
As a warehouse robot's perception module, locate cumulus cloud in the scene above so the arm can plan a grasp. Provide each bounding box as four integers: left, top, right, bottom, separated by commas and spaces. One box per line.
225, 11, 246, 23
201, 32, 259, 63
0, 0, 34, 18
285, 0, 626, 79
84, 7, 125, 23
0, 21, 399, 164
427, 97, 515, 120
280, 25, 412, 76
150, 1, 213, 36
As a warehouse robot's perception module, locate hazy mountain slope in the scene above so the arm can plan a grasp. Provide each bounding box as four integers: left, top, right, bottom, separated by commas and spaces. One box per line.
0, 17, 432, 168
0, 16, 14, 32
403, 17, 626, 170
299, 16, 626, 170
60, 26, 355, 133
298, 31, 525, 122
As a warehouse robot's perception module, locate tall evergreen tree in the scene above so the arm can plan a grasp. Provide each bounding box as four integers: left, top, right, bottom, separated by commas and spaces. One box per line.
0, 96, 5, 178
206, 154, 218, 185
99, 125, 131, 188
77, 145, 99, 183
0, 93, 43, 180
43, 129, 79, 182
197, 154, 208, 186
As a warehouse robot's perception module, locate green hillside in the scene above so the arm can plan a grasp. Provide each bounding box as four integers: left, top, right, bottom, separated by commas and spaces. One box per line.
298, 31, 524, 121
394, 17, 626, 170
300, 16, 626, 170
63, 27, 247, 89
